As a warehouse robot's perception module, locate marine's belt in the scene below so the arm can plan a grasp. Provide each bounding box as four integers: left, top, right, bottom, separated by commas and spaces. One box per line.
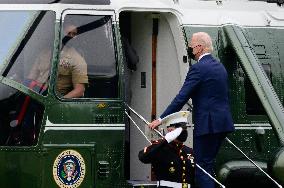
157, 180, 190, 188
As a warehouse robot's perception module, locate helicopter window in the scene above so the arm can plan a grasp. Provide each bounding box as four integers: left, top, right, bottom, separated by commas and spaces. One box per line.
57, 14, 118, 99
0, 10, 55, 146
245, 63, 272, 115
2, 11, 55, 96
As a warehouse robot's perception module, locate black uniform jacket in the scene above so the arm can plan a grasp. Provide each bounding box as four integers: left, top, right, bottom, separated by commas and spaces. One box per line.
138, 139, 195, 185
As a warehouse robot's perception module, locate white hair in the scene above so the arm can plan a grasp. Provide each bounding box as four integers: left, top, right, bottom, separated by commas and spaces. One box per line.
193, 32, 214, 53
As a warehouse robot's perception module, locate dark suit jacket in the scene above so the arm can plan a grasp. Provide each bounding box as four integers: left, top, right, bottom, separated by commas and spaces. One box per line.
160, 54, 235, 137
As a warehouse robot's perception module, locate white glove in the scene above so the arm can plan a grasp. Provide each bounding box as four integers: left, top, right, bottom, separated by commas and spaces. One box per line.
165, 127, 182, 143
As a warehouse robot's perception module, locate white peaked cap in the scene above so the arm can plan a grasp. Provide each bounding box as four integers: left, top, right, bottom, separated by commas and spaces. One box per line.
161, 111, 189, 127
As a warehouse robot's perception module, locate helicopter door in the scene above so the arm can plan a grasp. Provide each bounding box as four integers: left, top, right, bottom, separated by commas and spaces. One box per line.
119, 11, 190, 181
58, 10, 118, 99
0, 10, 55, 146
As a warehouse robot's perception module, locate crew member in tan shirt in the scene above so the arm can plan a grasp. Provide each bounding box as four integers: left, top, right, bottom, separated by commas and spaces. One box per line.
57, 24, 88, 98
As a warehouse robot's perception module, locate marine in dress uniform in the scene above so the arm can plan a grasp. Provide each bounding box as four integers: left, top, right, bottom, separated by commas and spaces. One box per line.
139, 112, 195, 188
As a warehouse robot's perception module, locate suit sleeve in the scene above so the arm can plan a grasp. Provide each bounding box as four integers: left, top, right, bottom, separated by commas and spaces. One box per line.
160, 65, 201, 118
138, 139, 167, 164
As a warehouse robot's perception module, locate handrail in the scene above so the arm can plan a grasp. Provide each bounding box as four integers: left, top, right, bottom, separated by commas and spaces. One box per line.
126, 103, 282, 187
125, 104, 226, 188
225, 137, 282, 188
223, 24, 284, 145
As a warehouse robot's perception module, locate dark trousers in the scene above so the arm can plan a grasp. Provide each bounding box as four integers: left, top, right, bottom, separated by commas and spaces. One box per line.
193, 133, 227, 188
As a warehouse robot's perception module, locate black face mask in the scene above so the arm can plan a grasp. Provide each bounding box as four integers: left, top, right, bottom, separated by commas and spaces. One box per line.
62, 36, 73, 46
177, 129, 188, 142
187, 47, 195, 60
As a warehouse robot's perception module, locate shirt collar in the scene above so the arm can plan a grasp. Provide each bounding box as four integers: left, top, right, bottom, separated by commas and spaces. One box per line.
198, 53, 211, 62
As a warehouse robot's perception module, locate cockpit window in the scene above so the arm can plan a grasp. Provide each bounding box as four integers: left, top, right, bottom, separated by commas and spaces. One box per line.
57, 14, 118, 99
2, 11, 55, 96
0, 10, 55, 146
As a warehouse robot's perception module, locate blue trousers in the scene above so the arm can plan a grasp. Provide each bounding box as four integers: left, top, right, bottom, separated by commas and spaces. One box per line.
193, 133, 227, 188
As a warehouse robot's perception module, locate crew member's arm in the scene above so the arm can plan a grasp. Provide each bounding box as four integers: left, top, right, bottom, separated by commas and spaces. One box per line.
64, 52, 88, 98
64, 83, 85, 98
27, 64, 39, 81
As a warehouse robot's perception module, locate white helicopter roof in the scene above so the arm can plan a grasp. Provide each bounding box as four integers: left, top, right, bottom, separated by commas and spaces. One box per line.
113, 0, 284, 27
0, 0, 283, 27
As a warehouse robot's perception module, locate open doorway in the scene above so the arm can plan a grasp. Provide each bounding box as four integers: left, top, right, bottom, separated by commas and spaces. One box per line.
119, 10, 190, 182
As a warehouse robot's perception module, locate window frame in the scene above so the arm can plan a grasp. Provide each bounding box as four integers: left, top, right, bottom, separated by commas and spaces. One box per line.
56, 9, 120, 101
0, 10, 56, 104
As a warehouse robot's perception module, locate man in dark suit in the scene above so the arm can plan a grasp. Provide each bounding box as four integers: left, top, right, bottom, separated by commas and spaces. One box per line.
149, 32, 235, 188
